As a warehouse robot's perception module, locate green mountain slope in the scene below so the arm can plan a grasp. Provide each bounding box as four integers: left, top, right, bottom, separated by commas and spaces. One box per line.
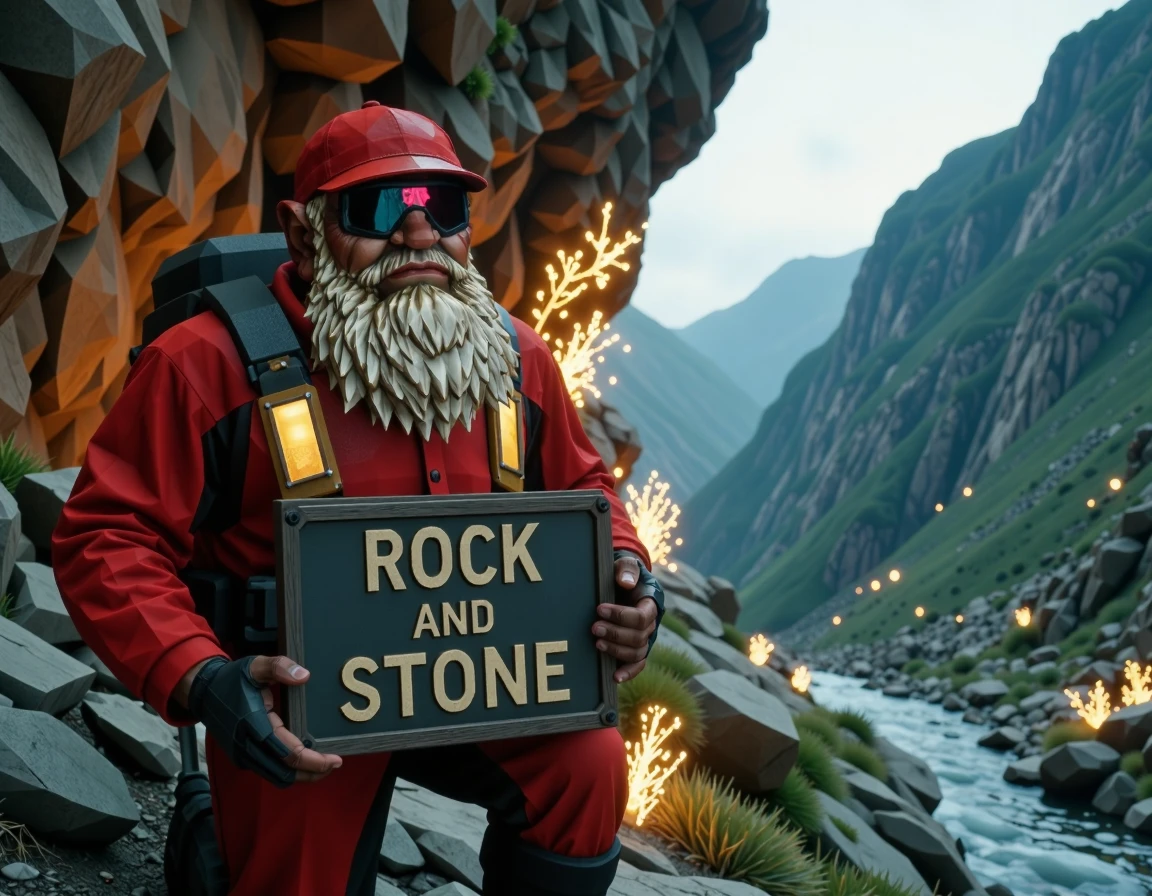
596, 305, 760, 500
678, 248, 867, 405
684, 0, 1152, 633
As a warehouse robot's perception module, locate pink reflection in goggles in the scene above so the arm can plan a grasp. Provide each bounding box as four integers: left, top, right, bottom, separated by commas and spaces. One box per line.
401, 186, 431, 207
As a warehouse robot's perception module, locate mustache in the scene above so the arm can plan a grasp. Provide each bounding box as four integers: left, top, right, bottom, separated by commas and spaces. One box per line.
354, 246, 467, 291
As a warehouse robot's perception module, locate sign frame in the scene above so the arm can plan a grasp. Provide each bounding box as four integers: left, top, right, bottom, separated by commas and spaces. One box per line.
274, 490, 618, 755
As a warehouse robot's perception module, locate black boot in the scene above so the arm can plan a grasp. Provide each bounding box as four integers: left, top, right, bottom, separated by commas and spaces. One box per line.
479, 823, 621, 896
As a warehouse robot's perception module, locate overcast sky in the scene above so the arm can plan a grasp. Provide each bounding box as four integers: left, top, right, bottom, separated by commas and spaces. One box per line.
629, 0, 1122, 329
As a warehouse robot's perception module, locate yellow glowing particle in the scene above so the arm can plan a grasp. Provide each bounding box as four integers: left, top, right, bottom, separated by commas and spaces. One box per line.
855, 586, 864, 595
1014, 607, 1031, 627
1109, 478, 1123, 491
1087, 498, 1097, 508
955, 614, 964, 624
888, 569, 901, 583
626, 471, 680, 569
870, 580, 881, 592
832, 615, 842, 626
962, 486, 973, 497
915, 606, 925, 618
935, 503, 944, 512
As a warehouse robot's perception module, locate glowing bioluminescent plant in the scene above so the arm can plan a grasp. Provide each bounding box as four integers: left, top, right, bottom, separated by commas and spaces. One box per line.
1014, 606, 1032, 627
625, 705, 687, 827
1065, 681, 1112, 729
749, 634, 775, 667
1121, 660, 1152, 707
791, 665, 812, 694
625, 470, 681, 569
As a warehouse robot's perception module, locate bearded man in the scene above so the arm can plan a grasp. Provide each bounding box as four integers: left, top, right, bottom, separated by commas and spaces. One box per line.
52, 102, 663, 896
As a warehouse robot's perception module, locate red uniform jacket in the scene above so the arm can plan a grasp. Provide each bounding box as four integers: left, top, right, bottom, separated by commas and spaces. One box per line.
52, 263, 649, 725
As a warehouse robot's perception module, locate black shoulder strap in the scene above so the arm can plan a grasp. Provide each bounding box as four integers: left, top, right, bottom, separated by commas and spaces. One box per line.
494, 304, 522, 392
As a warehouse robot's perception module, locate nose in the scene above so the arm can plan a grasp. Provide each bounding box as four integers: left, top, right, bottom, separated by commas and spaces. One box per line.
390, 208, 440, 250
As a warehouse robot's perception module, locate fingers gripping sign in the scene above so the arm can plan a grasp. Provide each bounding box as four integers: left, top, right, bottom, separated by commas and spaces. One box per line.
187, 655, 343, 787
593, 550, 665, 684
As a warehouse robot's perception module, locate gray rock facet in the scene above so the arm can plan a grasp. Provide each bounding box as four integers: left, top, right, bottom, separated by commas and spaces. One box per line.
1092, 771, 1138, 817
1039, 741, 1120, 794
1124, 798, 1152, 834
979, 726, 1026, 751
959, 679, 1009, 707
415, 830, 483, 891
0, 483, 21, 595
12, 468, 79, 551
0, 615, 94, 714
815, 792, 931, 895
873, 810, 984, 896
70, 644, 133, 697
1097, 702, 1152, 754
1004, 755, 1042, 786
8, 560, 80, 645
619, 828, 679, 875
873, 736, 942, 814
667, 593, 725, 638
380, 818, 424, 874
687, 631, 756, 681
80, 692, 179, 777
1, 862, 39, 881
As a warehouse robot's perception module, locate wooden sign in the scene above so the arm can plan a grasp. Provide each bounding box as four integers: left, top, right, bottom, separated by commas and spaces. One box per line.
274, 491, 617, 755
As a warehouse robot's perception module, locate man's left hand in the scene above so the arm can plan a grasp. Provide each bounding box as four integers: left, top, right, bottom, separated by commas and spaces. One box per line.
593, 553, 659, 684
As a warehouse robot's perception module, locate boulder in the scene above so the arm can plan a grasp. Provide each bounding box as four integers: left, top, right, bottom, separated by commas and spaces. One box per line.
667, 593, 724, 639
1067, 660, 1120, 688
815, 793, 931, 896
942, 693, 968, 712
1081, 538, 1145, 617
706, 576, 739, 624
0, 707, 139, 843
883, 683, 912, 698
8, 561, 79, 645
1027, 645, 1062, 666
1, 863, 38, 881
1096, 702, 1152, 753
423, 885, 478, 896
380, 819, 424, 874
1003, 755, 1042, 786
12, 468, 79, 551
1018, 690, 1061, 713
0, 616, 94, 714
1119, 501, 1152, 540
70, 644, 133, 697
80, 692, 179, 778
0, 484, 20, 594
873, 736, 942, 815
618, 828, 679, 875
415, 831, 483, 891
1039, 742, 1120, 795
1092, 771, 1138, 817
959, 679, 1009, 707
842, 769, 916, 815
654, 565, 709, 604
653, 625, 712, 671
1124, 798, 1152, 835
686, 670, 798, 793
848, 660, 873, 678
753, 664, 813, 714
989, 704, 1018, 725
375, 878, 407, 896
873, 810, 984, 896
978, 727, 1026, 751
687, 631, 756, 681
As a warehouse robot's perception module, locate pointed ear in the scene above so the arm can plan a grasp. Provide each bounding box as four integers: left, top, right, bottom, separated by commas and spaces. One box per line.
277, 199, 316, 282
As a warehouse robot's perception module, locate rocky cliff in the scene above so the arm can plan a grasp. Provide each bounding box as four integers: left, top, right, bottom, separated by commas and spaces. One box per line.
686, 0, 1152, 630
0, 0, 767, 467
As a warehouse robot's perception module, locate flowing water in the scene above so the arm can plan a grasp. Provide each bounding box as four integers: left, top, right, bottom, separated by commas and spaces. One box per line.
810, 672, 1152, 896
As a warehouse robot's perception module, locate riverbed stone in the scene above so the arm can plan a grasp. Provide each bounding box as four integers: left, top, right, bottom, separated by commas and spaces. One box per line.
1096, 702, 1152, 753
1092, 771, 1138, 816
1126, 798, 1152, 834
380, 819, 424, 874
1018, 689, 1061, 713
1039, 741, 1120, 795
873, 810, 984, 896
843, 768, 916, 815
80, 692, 179, 778
883, 682, 913, 698
942, 693, 968, 712
375, 878, 406, 896
0, 615, 95, 714
959, 679, 1009, 707
978, 726, 1026, 751
7, 561, 79, 645
873, 736, 942, 814
848, 660, 873, 678
0, 706, 139, 843
989, 704, 1018, 725
415, 831, 483, 891
815, 793, 931, 895
1122, 501, 1152, 539
1082, 538, 1145, 617
686, 670, 798, 792
1004, 755, 1042, 785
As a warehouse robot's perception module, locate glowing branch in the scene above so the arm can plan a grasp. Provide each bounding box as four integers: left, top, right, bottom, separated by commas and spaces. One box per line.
1122, 660, 1152, 707
550, 310, 621, 408
749, 634, 775, 667
625, 705, 688, 827
625, 470, 681, 569
1065, 681, 1112, 729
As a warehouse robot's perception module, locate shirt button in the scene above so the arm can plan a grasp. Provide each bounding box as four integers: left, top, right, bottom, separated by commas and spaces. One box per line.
429, 469, 441, 483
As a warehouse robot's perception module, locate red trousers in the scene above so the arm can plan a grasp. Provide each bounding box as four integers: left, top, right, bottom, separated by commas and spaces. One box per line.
206, 727, 628, 895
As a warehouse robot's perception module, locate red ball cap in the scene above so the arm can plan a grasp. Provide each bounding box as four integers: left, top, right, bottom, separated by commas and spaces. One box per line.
293, 101, 488, 203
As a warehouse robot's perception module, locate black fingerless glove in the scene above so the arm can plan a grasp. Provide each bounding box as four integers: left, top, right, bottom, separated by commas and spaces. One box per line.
614, 549, 665, 655
188, 656, 295, 788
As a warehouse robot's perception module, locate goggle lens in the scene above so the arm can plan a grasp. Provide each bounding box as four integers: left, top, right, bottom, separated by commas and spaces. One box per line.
342, 183, 469, 238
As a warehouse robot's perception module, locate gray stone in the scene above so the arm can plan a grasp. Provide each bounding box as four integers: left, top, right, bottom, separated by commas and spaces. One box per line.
942, 693, 968, 712
1120, 501, 1152, 539
843, 768, 915, 814
848, 660, 873, 678
423, 885, 479, 896
1, 862, 38, 881
753, 664, 814, 714
1039, 742, 1120, 794
0, 615, 94, 714
653, 626, 711, 671
380, 818, 424, 874
873, 810, 985, 896
1124, 798, 1152, 834
80, 692, 179, 778
0, 692, 11, 707
15, 532, 34, 562
619, 828, 678, 875
12, 468, 79, 551
612, 865, 768, 894
686, 670, 798, 792
1082, 538, 1146, 616
409, 871, 450, 892
1097, 702, 1152, 754
990, 704, 1018, 724
375, 877, 408, 896
70, 644, 133, 697
962, 708, 985, 725
0, 484, 21, 595
667, 593, 724, 638
1003, 755, 1042, 786
1145, 733, 1152, 772
0, 706, 139, 843
1092, 771, 1138, 816
979, 727, 1026, 751
959, 679, 1009, 707
1018, 689, 1061, 713
687, 631, 756, 681
706, 575, 739, 624
8, 561, 79, 645
416, 831, 483, 891
815, 793, 931, 895
873, 736, 942, 814
654, 565, 709, 604
883, 683, 912, 698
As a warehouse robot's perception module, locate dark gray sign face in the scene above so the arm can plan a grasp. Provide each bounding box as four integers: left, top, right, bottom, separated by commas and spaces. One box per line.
274, 491, 617, 755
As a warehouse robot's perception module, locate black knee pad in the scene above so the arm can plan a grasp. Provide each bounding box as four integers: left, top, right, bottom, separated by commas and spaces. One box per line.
480, 824, 621, 896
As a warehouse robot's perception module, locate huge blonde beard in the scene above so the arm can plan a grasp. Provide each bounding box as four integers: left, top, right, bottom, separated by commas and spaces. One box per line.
302, 197, 519, 441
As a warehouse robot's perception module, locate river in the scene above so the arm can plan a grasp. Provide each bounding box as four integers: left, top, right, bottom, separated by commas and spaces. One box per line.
810, 672, 1152, 896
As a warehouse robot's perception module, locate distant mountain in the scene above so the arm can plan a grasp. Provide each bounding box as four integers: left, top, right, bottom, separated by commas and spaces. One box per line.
596, 305, 760, 501
678, 249, 867, 405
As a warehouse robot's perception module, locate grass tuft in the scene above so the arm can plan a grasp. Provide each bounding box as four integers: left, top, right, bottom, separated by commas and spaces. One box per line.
837, 741, 889, 782
0, 434, 46, 495
647, 644, 707, 682
1033, 666, 1061, 687
833, 709, 876, 746
901, 658, 927, 675
460, 64, 495, 101
830, 816, 858, 843
1121, 750, 1146, 778
721, 622, 747, 653
0, 809, 50, 863
795, 730, 848, 800
1139, 774, 1152, 802
1041, 720, 1095, 752
0, 593, 14, 620
824, 856, 927, 896
648, 769, 826, 896
487, 15, 518, 54
795, 711, 844, 750
618, 663, 705, 749
763, 768, 824, 835
1003, 625, 1043, 657
951, 654, 977, 674
661, 613, 692, 640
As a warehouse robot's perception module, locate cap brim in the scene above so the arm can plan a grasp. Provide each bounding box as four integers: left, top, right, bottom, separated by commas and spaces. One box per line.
318, 154, 488, 193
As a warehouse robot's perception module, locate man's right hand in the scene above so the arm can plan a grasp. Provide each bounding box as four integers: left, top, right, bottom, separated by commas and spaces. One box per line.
183, 655, 342, 787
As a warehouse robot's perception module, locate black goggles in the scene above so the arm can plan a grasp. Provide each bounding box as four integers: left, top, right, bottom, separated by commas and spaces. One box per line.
338, 181, 470, 239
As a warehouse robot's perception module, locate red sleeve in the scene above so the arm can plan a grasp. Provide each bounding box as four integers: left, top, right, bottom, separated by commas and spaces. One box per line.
51, 344, 228, 724
519, 323, 651, 568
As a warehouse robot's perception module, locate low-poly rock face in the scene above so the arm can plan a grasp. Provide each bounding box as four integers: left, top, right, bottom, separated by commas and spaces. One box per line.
1038, 741, 1121, 795
0, 0, 768, 466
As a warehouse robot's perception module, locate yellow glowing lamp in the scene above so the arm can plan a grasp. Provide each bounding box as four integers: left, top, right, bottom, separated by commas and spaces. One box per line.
488, 391, 525, 492
258, 380, 341, 499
